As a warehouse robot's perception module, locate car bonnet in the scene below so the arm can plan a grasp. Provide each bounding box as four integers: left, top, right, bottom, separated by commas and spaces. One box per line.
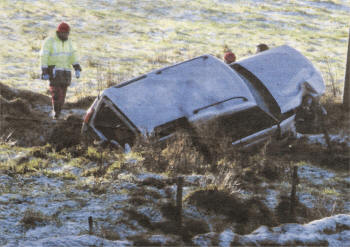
236, 45, 325, 114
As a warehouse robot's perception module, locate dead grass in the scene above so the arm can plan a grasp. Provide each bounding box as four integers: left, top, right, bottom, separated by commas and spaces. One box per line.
20, 209, 59, 229
275, 195, 314, 224
185, 187, 276, 234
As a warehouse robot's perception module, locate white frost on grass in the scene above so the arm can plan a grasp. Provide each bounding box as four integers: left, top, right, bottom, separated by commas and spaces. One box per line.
137, 206, 163, 223
264, 189, 279, 209
148, 234, 179, 245
298, 164, 335, 185
0, 150, 27, 163
185, 174, 215, 187
192, 232, 218, 247
114, 220, 147, 240
5, 235, 133, 247
297, 133, 350, 147
0, 193, 24, 204
298, 193, 315, 208
135, 172, 167, 182
49, 163, 81, 176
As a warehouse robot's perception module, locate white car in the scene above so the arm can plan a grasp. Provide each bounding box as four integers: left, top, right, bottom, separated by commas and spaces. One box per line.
81, 45, 325, 150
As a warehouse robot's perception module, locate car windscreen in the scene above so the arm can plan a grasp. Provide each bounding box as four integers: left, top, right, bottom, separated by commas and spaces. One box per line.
93, 102, 136, 147
232, 64, 280, 118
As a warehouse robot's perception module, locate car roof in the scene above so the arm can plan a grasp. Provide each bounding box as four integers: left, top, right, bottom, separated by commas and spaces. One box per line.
103, 55, 256, 132
236, 45, 325, 114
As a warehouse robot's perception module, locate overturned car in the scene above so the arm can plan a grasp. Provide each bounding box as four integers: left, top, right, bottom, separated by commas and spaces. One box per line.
81, 45, 325, 150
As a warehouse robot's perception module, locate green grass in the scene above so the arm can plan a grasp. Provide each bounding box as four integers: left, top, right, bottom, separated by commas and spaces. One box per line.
0, 0, 348, 102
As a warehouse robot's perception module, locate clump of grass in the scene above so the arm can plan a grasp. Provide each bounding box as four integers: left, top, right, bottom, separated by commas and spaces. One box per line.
43, 170, 77, 180
20, 209, 53, 229
89, 179, 109, 195
160, 131, 210, 175
14, 157, 49, 175
30, 144, 52, 159
87, 57, 100, 68
81, 167, 102, 177
29, 70, 40, 80
125, 208, 154, 230
67, 157, 90, 168
186, 187, 276, 234
95, 226, 120, 241
146, 52, 170, 65
105, 159, 126, 179
133, 130, 210, 175
132, 134, 168, 173
0, 129, 16, 146
275, 195, 315, 224
86, 146, 104, 161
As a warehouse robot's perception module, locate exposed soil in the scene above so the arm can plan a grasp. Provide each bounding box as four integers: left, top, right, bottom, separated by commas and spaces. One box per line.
0, 82, 86, 148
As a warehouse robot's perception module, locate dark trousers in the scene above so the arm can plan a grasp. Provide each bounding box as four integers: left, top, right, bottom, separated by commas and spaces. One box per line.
49, 85, 67, 114
48, 68, 71, 115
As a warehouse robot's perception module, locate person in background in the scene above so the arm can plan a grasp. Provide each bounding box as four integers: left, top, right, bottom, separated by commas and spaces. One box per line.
256, 43, 269, 53
40, 22, 82, 119
224, 50, 236, 64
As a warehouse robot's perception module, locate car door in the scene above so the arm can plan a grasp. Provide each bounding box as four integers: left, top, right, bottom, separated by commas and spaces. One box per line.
220, 106, 279, 148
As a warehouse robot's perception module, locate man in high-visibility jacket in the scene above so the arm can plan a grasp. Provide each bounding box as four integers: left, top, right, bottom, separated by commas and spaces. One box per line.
40, 22, 82, 119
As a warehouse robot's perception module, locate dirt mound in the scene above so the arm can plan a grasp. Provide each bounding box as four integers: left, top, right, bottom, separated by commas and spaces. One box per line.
186, 188, 276, 234
0, 82, 50, 105
64, 96, 95, 109
48, 114, 82, 151
0, 83, 84, 148
0, 95, 32, 116
0, 91, 50, 146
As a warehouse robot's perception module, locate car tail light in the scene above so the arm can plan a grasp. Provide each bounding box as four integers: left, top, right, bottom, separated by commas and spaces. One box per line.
84, 107, 95, 124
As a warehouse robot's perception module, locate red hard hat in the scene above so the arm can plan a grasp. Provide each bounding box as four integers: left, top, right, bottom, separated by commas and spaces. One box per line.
57, 22, 70, 32
224, 51, 236, 64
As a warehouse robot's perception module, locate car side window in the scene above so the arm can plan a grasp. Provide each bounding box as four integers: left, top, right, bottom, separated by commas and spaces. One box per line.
216, 106, 277, 142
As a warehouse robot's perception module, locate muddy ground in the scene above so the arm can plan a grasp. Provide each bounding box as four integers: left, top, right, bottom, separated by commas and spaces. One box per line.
0, 82, 94, 148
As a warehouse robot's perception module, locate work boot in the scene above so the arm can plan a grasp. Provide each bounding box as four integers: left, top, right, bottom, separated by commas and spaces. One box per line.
50, 110, 60, 120
52, 102, 61, 120
54, 111, 60, 120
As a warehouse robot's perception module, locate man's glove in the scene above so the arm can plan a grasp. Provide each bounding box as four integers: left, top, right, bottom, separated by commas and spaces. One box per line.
41, 67, 49, 80
73, 64, 82, 79
75, 70, 81, 79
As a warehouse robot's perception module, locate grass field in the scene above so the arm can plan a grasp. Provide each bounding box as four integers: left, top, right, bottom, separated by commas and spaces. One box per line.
0, 0, 349, 101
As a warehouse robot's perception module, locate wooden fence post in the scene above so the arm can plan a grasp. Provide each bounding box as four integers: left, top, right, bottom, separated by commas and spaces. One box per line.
289, 166, 298, 221
88, 216, 93, 235
343, 27, 350, 110
176, 176, 183, 235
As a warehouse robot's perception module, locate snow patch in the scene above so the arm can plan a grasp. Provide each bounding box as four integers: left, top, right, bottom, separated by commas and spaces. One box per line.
219, 229, 235, 247
240, 214, 350, 246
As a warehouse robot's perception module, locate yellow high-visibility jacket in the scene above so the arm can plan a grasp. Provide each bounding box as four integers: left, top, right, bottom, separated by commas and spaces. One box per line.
40, 34, 78, 70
